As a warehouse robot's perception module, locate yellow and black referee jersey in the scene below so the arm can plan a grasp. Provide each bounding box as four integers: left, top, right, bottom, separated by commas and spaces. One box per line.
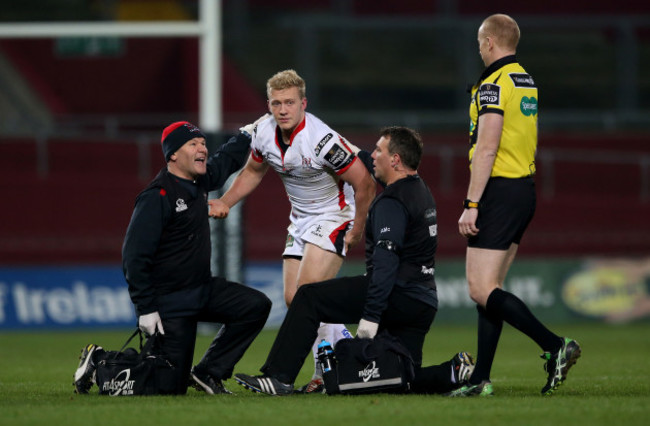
468, 55, 538, 178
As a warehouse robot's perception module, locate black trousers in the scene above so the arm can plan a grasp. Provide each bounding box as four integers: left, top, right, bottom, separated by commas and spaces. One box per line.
159, 277, 271, 394
260, 275, 455, 394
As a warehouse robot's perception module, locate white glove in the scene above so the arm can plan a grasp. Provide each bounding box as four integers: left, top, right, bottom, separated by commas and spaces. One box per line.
138, 311, 165, 336
356, 319, 379, 339
239, 113, 271, 136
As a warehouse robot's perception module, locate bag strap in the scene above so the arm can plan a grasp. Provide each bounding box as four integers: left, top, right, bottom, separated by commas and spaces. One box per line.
117, 328, 143, 353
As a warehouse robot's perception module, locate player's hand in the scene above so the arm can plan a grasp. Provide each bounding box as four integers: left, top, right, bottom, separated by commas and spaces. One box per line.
356, 319, 379, 339
344, 227, 363, 251
138, 311, 165, 336
239, 113, 271, 136
458, 208, 479, 238
208, 199, 230, 219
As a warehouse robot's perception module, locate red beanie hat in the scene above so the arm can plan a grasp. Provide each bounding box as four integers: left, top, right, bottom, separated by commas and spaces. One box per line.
160, 121, 206, 161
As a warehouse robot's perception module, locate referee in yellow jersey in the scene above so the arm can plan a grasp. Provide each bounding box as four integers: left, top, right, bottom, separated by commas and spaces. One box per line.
449, 14, 581, 397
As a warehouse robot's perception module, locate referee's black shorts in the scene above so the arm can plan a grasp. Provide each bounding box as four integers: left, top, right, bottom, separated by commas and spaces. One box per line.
468, 176, 536, 250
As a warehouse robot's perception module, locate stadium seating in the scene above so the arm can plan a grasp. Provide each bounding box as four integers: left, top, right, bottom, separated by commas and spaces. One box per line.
4, 130, 644, 264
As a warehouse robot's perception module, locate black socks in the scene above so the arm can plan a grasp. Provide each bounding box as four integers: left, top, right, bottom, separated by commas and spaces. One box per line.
470, 288, 563, 385
469, 305, 503, 385
487, 288, 562, 353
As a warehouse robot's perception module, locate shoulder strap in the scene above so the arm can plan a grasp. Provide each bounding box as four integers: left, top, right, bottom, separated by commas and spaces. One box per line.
118, 328, 143, 353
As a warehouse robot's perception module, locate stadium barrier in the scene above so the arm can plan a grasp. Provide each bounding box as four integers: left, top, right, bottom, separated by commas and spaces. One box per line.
1, 258, 648, 330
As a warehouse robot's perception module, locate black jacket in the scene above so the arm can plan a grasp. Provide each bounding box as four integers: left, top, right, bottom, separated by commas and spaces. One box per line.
122, 132, 250, 316
363, 175, 438, 322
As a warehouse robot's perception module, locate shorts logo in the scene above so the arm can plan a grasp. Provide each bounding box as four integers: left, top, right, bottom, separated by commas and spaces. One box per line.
175, 198, 188, 212
429, 224, 437, 237
311, 225, 324, 238
315, 133, 333, 156
285, 234, 294, 248
479, 83, 500, 106
520, 96, 538, 116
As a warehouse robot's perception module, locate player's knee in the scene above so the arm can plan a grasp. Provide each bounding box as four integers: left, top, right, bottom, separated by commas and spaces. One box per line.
284, 291, 294, 307
293, 283, 318, 306
243, 291, 272, 321
467, 280, 494, 307
468, 287, 483, 305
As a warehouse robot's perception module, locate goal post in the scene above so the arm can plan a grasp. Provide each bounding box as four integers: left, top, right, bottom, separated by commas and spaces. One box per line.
0, 0, 222, 134
0, 0, 244, 283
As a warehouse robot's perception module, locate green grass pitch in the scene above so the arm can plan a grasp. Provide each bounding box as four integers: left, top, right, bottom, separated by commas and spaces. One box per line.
1, 323, 649, 426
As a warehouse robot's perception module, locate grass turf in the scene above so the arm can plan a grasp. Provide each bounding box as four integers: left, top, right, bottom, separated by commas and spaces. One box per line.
1, 323, 649, 426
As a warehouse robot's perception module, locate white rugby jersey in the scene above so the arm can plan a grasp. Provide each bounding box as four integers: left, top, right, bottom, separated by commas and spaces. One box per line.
250, 112, 358, 220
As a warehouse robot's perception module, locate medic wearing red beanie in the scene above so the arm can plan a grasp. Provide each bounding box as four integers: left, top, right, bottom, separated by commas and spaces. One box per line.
160, 121, 206, 162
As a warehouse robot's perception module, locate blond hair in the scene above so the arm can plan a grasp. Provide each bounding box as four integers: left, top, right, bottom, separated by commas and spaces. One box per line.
266, 69, 306, 99
481, 14, 520, 51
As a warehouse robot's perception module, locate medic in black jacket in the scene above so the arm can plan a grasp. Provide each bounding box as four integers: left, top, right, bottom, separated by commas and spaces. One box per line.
232, 126, 475, 396
122, 117, 272, 395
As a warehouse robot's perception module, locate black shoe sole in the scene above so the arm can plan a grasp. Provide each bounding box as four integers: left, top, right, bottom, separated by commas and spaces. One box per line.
234, 375, 292, 396
234, 376, 265, 394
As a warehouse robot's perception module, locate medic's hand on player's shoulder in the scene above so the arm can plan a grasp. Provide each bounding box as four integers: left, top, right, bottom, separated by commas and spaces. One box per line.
239, 113, 271, 137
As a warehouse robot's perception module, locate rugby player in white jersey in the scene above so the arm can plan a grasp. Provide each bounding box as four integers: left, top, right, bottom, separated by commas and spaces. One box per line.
208, 69, 376, 392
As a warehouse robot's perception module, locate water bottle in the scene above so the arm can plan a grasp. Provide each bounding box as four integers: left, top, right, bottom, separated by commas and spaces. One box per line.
317, 339, 334, 373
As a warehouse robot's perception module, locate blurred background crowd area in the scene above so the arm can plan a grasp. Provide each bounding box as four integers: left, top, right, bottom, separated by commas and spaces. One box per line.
1, 0, 649, 264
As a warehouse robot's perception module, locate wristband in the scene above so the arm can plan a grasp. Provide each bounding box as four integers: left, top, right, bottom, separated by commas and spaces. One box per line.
463, 199, 479, 209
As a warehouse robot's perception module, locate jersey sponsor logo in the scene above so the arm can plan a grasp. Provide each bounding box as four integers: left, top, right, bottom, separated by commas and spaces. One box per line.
520, 96, 538, 116
315, 133, 333, 156
510, 73, 536, 88
175, 198, 188, 212
479, 83, 501, 106
324, 144, 352, 170
302, 156, 313, 168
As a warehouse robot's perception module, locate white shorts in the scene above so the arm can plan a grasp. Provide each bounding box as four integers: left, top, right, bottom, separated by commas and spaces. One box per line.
283, 207, 354, 258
